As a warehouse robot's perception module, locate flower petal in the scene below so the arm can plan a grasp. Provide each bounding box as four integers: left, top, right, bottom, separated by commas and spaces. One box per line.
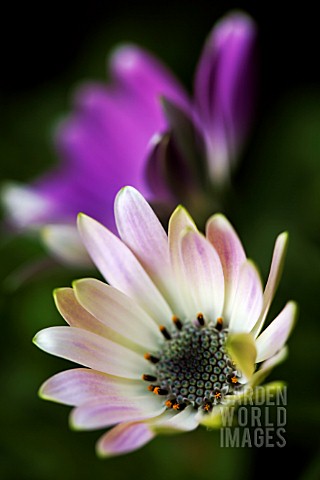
2, 182, 54, 229
194, 12, 257, 183
168, 206, 199, 317
77, 213, 173, 327
110, 44, 190, 118
152, 406, 200, 433
33, 327, 150, 379
252, 232, 289, 337
54, 288, 143, 351
226, 332, 257, 381
255, 302, 297, 363
229, 260, 263, 333
251, 347, 288, 388
41, 224, 91, 266
73, 278, 162, 350
179, 230, 224, 320
206, 213, 246, 320
39, 368, 144, 406
97, 422, 155, 457
199, 405, 225, 428
168, 206, 197, 278
114, 186, 179, 311
70, 396, 165, 430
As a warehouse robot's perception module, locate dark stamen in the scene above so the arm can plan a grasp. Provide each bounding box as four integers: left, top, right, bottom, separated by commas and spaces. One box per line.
172, 315, 183, 330
216, 317, 223, 331
144, 353, 160, 364
153, 387, 169, 396
159, 325, 171, 340
142, 374, 157, 382
197, 313, 205, 326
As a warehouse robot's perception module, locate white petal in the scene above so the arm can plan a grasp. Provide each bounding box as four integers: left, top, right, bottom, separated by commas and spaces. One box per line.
97, 422, 155, 457
168, 205, 198, 317
206, 214, 246, 320
255, 302, 297, 362
70, 396, 165, 430
229, 260, 263, 333
179, 230, 224, 320
77, 213, 173, 327
115, 187, 177, 306
252, 232, 288, 337
73, 278, 163, 350
54, 288, 143, 351
152, 405, 199, 432
39, 368, 144, 406
41, 224, 92, 267
33, 326, 150, 379
251, 347, 288, 388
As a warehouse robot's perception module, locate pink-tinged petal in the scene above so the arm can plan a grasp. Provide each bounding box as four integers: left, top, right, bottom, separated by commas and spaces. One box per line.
41, 224, 92, 267
168, 206, 198, 317
110, 44, 190, 119
252, 232, 289, 337
33, 327, 150, 379
54, 287, 110, 335
97, 422, 155, 457
54, 288, 140, 351
77, 213, 173, 327
194, 12, 257, 184
229, 260, 263, 333
73, 278, 162, 350
39, 368, 144, 406
115, 187, 179, 311
206, 214, 246, 321
255, 302, 297, 363
152, 406, 199, 433
251, 347, 288, 388
180, 230, 224, 321
70, 396, 165, 430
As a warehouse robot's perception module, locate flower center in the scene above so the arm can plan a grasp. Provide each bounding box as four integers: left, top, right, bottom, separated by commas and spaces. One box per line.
143, 315, 242, 413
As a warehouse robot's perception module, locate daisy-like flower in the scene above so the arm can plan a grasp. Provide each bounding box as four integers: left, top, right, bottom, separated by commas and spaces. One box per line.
33, 187, 296, 456
2, 11, 256, 266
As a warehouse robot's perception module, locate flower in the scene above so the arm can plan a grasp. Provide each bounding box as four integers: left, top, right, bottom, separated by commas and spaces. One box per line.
33, 187, 296, 457
3, 11, 257, 266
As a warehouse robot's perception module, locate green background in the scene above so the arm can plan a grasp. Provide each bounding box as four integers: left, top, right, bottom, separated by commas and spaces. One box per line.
1, 1, 319, 479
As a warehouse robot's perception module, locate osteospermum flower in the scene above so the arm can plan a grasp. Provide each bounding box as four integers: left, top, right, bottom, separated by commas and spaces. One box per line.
33, 187, 296, 456
3, 11, 256, 266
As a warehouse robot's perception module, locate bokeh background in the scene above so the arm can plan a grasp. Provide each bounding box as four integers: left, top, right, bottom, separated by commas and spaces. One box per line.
1, 1, 320, 479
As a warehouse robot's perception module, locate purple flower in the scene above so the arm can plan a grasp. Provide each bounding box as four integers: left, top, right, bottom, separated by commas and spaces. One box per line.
2, 11, 257, 265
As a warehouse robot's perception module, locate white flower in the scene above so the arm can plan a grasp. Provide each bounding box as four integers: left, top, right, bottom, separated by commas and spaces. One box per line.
33, 187, 296, 457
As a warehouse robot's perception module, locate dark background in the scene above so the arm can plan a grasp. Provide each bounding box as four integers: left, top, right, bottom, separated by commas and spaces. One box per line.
1, 1, 320, 479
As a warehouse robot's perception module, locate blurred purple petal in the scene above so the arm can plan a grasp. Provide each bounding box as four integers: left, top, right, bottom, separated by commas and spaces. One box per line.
10, 45, 189, 231
194, 11, 257, 183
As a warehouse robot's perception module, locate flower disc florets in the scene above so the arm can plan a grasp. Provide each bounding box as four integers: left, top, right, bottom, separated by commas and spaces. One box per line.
146, 317, 242, 412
